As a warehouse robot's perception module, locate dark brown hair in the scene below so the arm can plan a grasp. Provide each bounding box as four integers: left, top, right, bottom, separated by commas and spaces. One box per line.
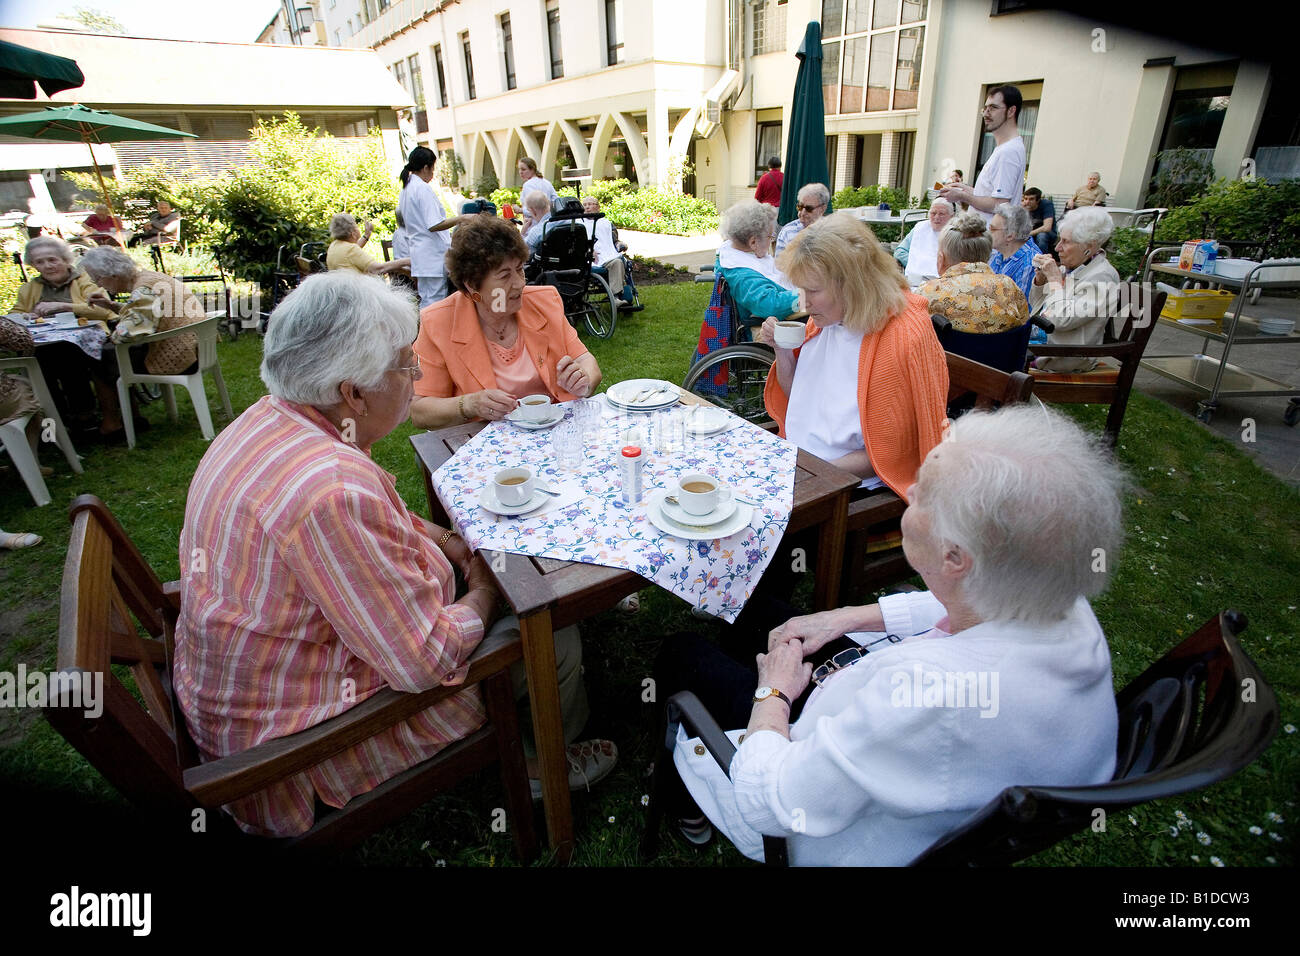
445, 215, 528, 291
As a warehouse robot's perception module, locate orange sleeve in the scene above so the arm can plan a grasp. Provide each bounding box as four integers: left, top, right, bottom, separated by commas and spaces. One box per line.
412, 306, 454, 399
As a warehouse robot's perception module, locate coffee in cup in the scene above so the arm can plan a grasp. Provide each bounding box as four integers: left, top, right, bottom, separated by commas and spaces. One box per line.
517, 393, 554, 422
494, 466, 535, 506
674, 472, 732, 516
773, 313, 808, 349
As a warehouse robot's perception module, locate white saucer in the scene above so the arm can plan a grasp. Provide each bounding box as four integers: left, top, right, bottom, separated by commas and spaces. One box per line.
606, 379, 680, 411
660, 493, 737, 527
683, 407, 732, 436
647, 490, 752, 541
479, 485, 549, 516
506, 406, 565, 429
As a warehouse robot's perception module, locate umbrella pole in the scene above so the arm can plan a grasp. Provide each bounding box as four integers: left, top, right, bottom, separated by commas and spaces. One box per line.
83, 130, 114, 217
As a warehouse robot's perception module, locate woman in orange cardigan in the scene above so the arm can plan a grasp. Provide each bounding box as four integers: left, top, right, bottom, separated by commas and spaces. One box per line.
409, 216, 602, 429
758, 212, 948, 500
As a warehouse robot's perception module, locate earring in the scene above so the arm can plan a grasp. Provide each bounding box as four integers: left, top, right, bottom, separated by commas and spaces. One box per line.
470, 291, 483, 303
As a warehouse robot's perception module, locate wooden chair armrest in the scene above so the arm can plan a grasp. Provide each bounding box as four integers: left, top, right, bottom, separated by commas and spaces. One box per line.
1028, 343, 1137, 359
846, 488, 906, 528
182, 628, 522, 806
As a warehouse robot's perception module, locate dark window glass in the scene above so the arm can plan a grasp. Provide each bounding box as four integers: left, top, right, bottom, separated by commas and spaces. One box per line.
821, 0, 844, 38
462, 34, 476, 100
755, 122, 782, 181
500, 14, 516, 90
893, 26, 922, 109
840, 36, 866, 113
822, 40, 841, 114
606, 0, 624, 65
900, 0, 926, 24
433, 45, 448, 108
547, 6, 564, 79
408, 55, 425, 110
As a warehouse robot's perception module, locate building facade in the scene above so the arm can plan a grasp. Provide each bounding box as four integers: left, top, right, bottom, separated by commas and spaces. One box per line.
312, 0, 1289, 211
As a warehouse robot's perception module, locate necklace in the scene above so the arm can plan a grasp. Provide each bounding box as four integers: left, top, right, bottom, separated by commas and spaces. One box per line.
481, 316, 511, 340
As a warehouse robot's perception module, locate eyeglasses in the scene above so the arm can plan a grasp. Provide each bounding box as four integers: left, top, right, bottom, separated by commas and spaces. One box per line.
796, 203, 824, 213
393, 354, 423, 380
982, 104, 1005, 114
811, 633, 903, 687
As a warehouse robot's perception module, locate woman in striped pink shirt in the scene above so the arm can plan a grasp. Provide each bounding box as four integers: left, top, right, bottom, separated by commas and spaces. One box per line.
174, 271, 615, 838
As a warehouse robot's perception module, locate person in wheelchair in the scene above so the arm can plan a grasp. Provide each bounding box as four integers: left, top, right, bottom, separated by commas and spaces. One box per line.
409, 215, 602, 429
658, 404, 1124, 864
580, 195, 639, 311
521, 191, 554, 256
715, 199, 800, 331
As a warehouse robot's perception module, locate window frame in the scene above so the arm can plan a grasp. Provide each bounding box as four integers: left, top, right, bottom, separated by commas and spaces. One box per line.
432, 43, 448, 108
546, 0, 564, 80
461, 31, 476, 100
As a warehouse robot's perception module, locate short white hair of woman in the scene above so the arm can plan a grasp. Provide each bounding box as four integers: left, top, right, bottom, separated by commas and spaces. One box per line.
797, 183, 831, 207
23, 235, 74, 266
261, 271, 418, 407
721, 199, 778, 249
80, 246, 139, 284
920, 404, 1128, 625
937, 211, 992, 265
1059, 205, 1114, 247
993, 202, 1033, 243
329, 213, 359, 240
929, 197, 955, 216
524, 190, 551, 216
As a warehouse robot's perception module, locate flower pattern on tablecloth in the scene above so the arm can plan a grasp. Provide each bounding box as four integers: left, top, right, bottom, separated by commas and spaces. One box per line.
431, 401, 798, 621
31, 324, 109, 360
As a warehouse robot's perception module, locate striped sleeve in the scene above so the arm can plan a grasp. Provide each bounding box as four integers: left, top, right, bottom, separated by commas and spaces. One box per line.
277, 485, 484, 693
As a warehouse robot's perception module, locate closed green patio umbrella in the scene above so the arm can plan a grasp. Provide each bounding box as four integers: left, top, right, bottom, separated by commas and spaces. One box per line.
0, 103, 196, 211
0, 39, 84, 99
778, 21, 832, 227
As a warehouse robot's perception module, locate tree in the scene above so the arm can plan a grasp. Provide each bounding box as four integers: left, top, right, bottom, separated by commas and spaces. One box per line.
58, 6, 125, 34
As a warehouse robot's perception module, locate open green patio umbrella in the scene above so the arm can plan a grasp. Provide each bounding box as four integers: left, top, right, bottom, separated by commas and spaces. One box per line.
778, 21, 832, 227
0, 103, 195, 211
0, 39, 84, 99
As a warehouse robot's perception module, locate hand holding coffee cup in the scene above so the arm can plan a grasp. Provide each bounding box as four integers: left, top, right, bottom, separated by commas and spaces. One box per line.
494, 466, 535, 506
1032, 253, 1061, 286
516, 393, 554, 422
674, 473, 732, 516
772, 311, 809, 350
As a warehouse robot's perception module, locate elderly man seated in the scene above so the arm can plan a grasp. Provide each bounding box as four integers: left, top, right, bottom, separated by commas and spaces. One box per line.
126, 200, 180, 247
1067, 171, 1109, 210
580, 195, 637, 308
894, 198, 954, 285
775, 183, 829, 255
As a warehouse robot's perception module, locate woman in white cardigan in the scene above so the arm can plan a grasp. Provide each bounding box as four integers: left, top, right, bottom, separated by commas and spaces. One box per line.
1030, 206, 1122, 372
664, 404, 1126, 865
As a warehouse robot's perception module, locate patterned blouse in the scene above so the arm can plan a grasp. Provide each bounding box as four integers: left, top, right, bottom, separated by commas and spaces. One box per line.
920, 261, 1030, 335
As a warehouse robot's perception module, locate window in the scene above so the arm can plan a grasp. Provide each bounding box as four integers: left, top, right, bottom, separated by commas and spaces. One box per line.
333, 28, 341, 45
822, 0, 927, 115
605, 0, 624, 66
755, 121, 782, 182
461, 32, 476, 100
750, 0, 787, 56
408, 54, 425, 110
392, 59, 406, 91
432, 44, 448, 107
546, 0, 563, 79
500, 13, 516, 90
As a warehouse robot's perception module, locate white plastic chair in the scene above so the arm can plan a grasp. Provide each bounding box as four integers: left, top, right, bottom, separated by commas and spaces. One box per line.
114, 312, 232, 449
0, 356, 84, 507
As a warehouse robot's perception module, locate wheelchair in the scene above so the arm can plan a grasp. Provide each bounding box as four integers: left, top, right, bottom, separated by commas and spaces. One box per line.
525, 205, 618, 339
680, 273, 775, 424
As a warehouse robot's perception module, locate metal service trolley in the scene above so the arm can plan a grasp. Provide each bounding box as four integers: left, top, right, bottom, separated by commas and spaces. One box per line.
1139, 246, 1300, 426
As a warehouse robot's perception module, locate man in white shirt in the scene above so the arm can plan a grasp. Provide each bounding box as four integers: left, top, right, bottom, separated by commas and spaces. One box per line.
940, 85, 1025, 224
580, 195, 629, 305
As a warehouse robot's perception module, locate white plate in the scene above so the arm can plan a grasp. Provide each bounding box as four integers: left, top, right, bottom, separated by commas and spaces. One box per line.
505, 406, 565, 429
683, 407, 733, 436
646, 490, 752, 541
479, 485, 550, 516
660, 492, 737, 527
606, 379, 681, 411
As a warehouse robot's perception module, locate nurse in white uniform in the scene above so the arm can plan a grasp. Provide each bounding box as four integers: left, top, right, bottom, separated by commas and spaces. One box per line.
397, 146, 451, 308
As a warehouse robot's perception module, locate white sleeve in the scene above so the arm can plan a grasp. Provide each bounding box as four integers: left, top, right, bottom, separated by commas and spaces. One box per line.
989, 146, 1025, 201
877, 590, 947, 637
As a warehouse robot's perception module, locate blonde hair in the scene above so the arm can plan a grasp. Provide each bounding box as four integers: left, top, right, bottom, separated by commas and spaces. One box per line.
776, 211, 907, 335
938, 212, 992, 265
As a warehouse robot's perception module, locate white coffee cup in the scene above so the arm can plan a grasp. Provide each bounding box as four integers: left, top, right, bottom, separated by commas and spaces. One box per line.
517, 393, 553, 422
674, 473, 731, 516
494, 466, 535, 506
773, 315, 808, 349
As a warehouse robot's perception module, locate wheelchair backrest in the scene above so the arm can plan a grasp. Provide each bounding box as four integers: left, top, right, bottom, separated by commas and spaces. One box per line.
535, 220, 593, 271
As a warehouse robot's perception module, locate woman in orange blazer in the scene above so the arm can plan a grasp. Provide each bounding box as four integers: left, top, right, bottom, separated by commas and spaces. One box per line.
757, 212, 948, 501
410, 216, 602, 428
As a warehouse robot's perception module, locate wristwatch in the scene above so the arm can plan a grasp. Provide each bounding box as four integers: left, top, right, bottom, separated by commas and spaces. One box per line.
752, 686, 792, 707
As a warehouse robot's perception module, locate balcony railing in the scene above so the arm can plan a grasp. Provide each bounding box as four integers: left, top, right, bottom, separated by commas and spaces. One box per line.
352, 0, 444, 48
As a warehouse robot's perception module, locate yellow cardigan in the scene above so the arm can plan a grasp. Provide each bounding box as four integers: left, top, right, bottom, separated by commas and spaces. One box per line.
763, 292, 949, 501
12, 270, 114, 324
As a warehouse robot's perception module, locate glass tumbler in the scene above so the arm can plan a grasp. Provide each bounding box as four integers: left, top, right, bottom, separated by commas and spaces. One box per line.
552, 418, 584, 471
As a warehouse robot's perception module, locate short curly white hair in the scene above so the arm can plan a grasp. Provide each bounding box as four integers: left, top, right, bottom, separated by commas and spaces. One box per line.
721, 199, 778, 248
1059, 205, 1114, 248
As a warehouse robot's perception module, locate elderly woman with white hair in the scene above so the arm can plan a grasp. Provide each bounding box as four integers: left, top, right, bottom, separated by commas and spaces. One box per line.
893, 198, 953, 285
664, 404, 1125, 864
521, 190, 555, 255
11, 235, 113, 323
1031, 205, 1121, 372
919, 212, 1028, 335
174, 272, 614, 837
715, 199, 800, 327
325, 213, 411, 276
775, 183, 830, 255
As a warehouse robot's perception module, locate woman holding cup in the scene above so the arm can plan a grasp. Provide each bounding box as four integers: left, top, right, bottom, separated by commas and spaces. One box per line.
756, 212, 948, 497
409, 216, 603, 429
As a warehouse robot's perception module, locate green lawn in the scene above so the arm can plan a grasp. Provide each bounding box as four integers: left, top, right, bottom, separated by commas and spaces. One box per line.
0, 279, 1295, 868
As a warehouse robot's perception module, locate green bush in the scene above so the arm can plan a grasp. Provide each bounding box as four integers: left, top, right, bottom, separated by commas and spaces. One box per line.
489, 186, 521, 210
1107, 226, 1150, 280
831, 184, 924, 212
599, 184, 718, 236
470, 170, 499, 198
63, 160, 224, 247
1145, 147, 1215, 209
1154, 178, 1300, 258
586, 178, 635, 206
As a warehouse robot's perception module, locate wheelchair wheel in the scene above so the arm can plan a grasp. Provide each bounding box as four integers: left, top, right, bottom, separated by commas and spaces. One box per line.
681, 344, 775, 425
583, 272, 617, 339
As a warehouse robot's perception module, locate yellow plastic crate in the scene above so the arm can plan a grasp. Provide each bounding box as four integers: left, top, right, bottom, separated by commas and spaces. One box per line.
1161, 289, 1235, 321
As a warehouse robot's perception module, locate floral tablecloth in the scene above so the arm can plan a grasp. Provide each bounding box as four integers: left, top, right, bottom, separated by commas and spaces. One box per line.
27, 322, 110, 360
431, 399, 799, 621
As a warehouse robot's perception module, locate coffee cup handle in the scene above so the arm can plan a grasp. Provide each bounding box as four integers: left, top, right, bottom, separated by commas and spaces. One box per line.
718, 488, 733, 506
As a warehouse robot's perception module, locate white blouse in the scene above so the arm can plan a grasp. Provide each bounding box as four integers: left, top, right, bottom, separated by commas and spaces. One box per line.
904, 222, 941, 285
